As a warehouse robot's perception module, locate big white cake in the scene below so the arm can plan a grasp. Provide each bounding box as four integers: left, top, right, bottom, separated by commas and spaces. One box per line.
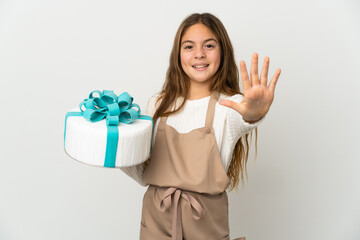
64, 90, 153, 168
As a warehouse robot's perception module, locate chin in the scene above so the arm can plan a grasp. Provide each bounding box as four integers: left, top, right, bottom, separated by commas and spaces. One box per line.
191, 78, 211, 84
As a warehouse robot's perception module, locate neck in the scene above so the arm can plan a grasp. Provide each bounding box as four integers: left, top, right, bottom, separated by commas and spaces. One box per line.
187, 82, 211, 100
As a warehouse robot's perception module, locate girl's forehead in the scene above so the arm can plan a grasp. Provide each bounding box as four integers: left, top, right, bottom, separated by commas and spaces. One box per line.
181, 23, 218, 43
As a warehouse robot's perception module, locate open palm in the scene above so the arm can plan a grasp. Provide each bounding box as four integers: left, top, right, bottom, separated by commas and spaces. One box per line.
219, 53, 281, 123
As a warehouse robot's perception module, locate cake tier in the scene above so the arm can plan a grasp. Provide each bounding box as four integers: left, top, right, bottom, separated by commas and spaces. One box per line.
64, 107, 152, 168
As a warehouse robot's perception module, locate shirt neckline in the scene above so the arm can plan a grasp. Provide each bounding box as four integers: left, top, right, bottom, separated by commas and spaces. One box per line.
186, 95, 211, 102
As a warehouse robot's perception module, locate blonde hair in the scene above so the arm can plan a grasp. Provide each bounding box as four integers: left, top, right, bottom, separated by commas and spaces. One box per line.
145, 13, 257, 191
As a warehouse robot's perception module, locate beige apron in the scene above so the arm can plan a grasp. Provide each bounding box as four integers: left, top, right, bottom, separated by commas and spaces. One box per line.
140, 91, 245, 240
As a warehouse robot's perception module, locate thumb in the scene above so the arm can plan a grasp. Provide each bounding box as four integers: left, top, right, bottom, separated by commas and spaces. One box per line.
219, 99, 243, 113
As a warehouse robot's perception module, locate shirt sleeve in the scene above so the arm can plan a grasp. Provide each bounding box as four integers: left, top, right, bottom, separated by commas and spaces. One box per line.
145, 93, 161, 117
119, 163, 147, 186
119, 93, 161, 187
225, 94, 263, 139
221, 94, 264, 171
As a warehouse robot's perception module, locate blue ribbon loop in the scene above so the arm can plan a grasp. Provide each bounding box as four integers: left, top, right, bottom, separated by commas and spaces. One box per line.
64, 90, 154, 168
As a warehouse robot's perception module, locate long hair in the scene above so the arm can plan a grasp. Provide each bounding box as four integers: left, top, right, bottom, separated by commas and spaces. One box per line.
145, 13, 257, 191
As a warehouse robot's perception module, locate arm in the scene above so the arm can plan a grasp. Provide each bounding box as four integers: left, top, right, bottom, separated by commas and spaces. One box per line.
120, 163, 147, 186
223, 94, 264, 139
119, 93, 161, 186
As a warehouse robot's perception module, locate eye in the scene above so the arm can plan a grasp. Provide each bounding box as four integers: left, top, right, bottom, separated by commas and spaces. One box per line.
184, 45, 193, 50
205, 44, 215, 48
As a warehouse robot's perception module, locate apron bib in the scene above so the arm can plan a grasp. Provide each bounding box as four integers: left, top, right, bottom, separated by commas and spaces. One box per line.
140, 91, 245, 240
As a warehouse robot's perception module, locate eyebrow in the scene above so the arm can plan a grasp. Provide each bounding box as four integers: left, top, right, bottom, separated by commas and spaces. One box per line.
181, 38, 218, 46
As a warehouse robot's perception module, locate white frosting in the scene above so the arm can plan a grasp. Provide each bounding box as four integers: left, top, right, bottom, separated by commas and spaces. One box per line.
64, 107, 153, 168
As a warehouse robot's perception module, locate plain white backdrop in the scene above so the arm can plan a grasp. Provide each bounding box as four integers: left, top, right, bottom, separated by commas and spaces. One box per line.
0, 0, 359, 239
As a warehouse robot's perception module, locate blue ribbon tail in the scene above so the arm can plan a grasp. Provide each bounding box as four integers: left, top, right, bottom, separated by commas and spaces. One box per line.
104, 125, 119, 168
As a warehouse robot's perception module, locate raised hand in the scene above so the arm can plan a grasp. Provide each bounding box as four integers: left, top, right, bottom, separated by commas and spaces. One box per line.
219, 52, 281, 123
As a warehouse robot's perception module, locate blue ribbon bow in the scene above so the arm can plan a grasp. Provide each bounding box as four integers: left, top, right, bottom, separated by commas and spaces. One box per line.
64, 90, 153, 168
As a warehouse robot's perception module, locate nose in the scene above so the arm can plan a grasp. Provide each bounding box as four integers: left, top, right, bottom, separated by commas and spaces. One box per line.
194, 47, 205, 59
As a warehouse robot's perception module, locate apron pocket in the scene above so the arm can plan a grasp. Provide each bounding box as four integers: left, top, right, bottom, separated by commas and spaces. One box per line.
140, 222, 171, 240
219, 235, 230, 240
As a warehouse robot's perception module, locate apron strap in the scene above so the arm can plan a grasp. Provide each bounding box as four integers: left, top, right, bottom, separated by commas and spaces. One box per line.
159, 91, 220, 130
205, 91, 220, 129
159, 99, 177, 128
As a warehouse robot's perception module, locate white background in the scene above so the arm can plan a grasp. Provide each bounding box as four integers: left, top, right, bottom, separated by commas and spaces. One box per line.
0, 0, 359, 239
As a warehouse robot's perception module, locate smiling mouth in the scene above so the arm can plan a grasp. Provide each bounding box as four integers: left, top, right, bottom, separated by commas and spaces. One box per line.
192, 64, 209, 69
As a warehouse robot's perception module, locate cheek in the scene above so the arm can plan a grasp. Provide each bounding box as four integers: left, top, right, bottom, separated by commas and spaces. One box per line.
180, 52, 191, 69
212, 51, 221, 71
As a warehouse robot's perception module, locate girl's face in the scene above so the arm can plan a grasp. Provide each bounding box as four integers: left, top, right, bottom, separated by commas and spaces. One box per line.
180, 23, 221, 87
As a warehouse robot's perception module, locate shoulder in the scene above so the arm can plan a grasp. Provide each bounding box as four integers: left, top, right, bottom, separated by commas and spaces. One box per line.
145, 93, 163, 117
218, 93, 243, 103
218, 92, 263, 126
148, 93, 162, 106
217, 93, 244, 113
215, 93, 243, 123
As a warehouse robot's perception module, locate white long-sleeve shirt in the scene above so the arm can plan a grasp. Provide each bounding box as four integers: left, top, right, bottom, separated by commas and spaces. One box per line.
120, 93, 262, 186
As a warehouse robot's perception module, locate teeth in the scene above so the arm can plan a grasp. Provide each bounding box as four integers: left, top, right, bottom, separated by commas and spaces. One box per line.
193, 65, 208, 68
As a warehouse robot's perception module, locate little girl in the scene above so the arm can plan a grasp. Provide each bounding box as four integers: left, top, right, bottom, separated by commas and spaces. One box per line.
121, 12, 281, 240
